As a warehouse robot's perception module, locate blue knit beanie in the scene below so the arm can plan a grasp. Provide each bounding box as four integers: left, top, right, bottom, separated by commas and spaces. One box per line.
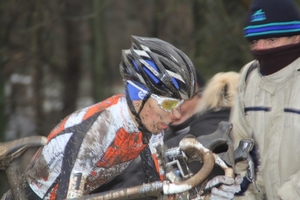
244, 0, 300, 41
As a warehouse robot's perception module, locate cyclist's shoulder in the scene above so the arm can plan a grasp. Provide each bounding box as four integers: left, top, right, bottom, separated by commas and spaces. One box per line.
48, 94, 126, 140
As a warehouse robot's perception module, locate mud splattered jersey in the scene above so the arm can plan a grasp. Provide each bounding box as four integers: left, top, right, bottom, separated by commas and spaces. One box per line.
23, 94, 156, 199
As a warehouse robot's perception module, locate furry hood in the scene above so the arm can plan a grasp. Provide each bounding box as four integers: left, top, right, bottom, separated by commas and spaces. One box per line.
198, 71, 240, 113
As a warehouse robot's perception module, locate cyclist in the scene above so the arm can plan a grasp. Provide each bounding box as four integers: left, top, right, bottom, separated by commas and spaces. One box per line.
98, 71, 241, 200
1, 35, 197, 200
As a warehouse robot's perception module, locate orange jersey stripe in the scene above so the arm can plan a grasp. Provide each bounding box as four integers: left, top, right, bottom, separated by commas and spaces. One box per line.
97, 127, 146, 168
83, 94, 122, 121
47, 94, 123, 141
49, 183, 58, 200
47, 117, 68, 141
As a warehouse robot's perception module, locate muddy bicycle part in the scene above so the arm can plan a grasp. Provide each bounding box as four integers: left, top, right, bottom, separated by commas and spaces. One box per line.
80, 137, 215, 200
196, 121, 235, 170
82, 122, 238, 200
196, 121, 258, 191
234, 138, 260, 192
82, 121, 256, 200
0, 136, 48, 200
163, 138, 235, 200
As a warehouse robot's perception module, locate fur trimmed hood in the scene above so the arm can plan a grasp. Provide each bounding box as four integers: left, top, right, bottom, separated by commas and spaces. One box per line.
198, 71, 240, 113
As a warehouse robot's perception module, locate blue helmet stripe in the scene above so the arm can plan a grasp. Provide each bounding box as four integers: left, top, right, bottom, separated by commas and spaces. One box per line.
132, 60, 140, 71
142, 59, 180, 89
171, 77, 179, 89
143, 60, 160, 84
144, 67, 160, 84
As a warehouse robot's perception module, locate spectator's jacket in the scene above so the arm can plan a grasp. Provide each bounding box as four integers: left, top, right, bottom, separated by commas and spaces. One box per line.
23, 94, 162, 199
231, 58, 300, 200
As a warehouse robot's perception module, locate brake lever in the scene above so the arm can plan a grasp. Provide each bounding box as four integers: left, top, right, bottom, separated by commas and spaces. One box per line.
234, 139, 260, 192
196, 121, 259, 192
214, 138, 259, 192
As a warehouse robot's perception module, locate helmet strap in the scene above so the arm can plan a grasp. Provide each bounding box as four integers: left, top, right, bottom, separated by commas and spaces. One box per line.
125, 88, 151, 144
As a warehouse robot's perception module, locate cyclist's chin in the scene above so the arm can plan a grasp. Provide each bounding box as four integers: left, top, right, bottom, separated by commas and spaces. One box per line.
158, 122, 169, 130
143, 123, 167, 134
147, 126, 164, 135
151, 123, 168, 134
152, 131, 162, 135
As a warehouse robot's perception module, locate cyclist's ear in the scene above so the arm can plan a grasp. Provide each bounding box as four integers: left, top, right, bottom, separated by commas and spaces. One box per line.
132, 100, 141, 108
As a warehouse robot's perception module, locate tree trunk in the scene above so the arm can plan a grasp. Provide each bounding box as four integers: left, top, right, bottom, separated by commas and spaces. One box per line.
61, 1, 82, 117
31, 0, 44, 136
92, 0, 108, 102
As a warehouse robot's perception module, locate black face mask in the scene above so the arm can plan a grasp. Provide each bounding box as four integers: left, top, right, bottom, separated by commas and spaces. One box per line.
251, 42, 300, 75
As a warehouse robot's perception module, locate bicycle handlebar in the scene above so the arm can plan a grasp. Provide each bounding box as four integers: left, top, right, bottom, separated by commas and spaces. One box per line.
0, 136, 48, 170
0, 135, 48, 200
163, 137, 214, 194
82, 137, 215, 200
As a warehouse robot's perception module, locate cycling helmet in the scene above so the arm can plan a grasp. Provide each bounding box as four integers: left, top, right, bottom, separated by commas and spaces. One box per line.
120, 35, 197, 100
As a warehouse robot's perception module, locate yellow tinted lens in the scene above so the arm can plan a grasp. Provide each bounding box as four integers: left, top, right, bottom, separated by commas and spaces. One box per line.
161, 100, 179, 110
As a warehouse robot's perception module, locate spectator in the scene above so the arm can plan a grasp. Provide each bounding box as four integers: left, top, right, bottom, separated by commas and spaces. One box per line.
230, 0, 300, 199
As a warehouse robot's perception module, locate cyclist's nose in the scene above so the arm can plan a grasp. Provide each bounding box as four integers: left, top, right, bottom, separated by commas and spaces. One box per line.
171, 107, 182, 119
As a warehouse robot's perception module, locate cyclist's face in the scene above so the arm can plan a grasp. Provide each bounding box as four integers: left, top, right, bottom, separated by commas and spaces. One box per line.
171, 96, 198, 126
250, 36, 300, 50
138, 97, 183, 134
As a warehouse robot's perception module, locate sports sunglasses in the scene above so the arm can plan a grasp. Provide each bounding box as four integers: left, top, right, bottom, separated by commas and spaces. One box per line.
150, 94, 184, 112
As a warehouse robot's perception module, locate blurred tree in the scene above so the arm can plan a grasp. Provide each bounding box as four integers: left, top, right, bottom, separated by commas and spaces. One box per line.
0, 0, 5, 144
192, 0, 252, 78
30, 0, 44, 136
0, 0, 7, 195
92, 0, 108, 101
61, 1, 82, 117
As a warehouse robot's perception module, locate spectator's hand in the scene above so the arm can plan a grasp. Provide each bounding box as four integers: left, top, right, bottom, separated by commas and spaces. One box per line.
204, 174, 243, 200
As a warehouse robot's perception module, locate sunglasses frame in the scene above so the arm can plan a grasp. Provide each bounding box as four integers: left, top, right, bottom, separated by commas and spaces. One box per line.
150, 94, 184, 112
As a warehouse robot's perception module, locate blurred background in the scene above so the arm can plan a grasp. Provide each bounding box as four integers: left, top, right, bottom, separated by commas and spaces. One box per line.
0, 0, 290, 195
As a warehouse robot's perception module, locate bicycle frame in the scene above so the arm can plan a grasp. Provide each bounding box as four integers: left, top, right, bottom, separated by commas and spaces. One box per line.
0, 136, 47, 200
1, 136, 216, 200
6, 152, 28, 199
81, 137, 234, 200
0, 121, 258, 200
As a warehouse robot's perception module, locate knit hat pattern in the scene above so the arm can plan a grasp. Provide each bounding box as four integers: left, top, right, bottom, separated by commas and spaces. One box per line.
244, 0, 300, 41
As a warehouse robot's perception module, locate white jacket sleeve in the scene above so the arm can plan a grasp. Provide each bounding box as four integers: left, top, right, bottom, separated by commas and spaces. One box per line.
230, 62, 254, 149
229, 62, 265, 199
278, 170, 300, 199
